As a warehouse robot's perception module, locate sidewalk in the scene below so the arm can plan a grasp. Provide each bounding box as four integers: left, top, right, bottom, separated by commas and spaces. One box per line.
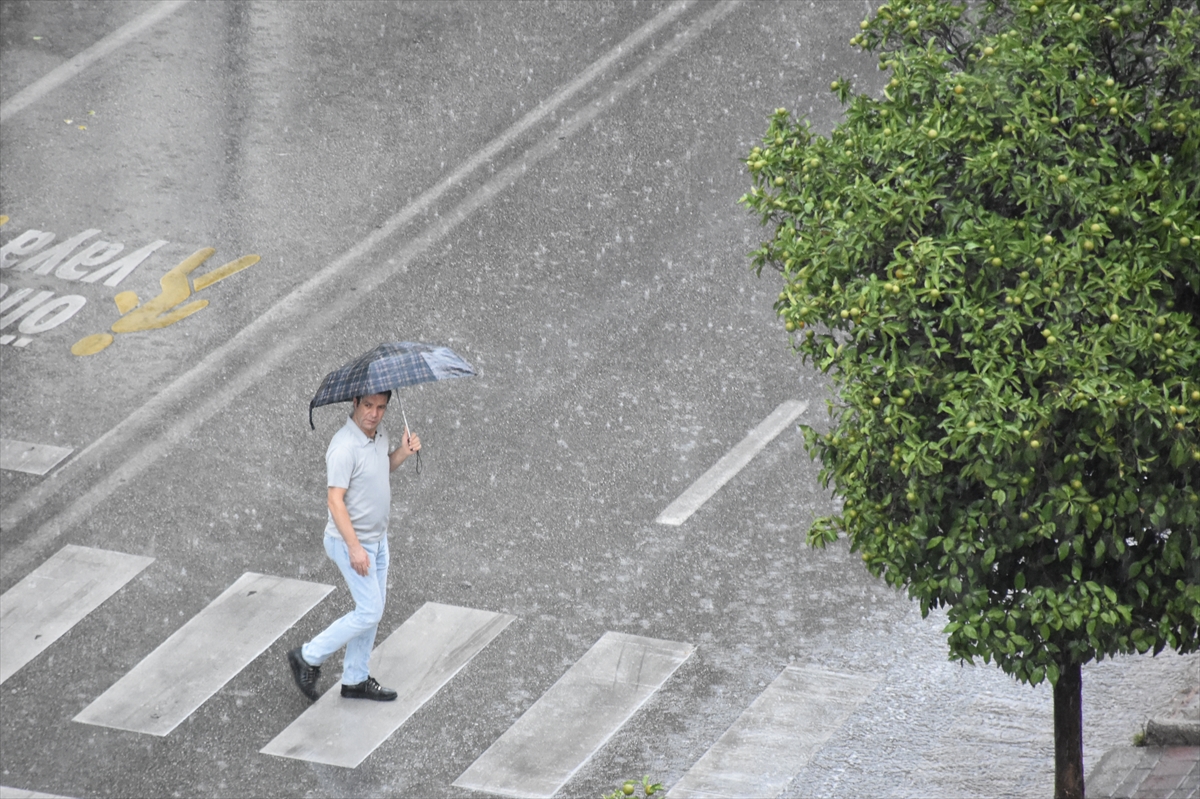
1087, 683, 1200, 799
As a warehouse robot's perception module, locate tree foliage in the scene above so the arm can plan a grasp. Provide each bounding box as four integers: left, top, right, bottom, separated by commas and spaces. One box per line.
741, 0, 1199, 688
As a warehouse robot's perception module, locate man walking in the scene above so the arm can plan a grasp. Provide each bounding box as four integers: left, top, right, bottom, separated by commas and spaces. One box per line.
288, 391, 420, 701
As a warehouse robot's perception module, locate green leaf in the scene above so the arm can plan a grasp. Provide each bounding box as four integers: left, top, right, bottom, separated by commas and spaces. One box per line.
1170, 440, 1188, 467
1047, 663, 1060, 686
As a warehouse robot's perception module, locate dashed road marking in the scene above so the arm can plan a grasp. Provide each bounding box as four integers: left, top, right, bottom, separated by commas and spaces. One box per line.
0, 545, 153, 685
261, 602, 515, 768
0, 0, 191, 123
0, 439, 74, 476
656, 400, 808, 526
453, 631, 694, 799
73, 572, 332, 736
666, 666, 879, 798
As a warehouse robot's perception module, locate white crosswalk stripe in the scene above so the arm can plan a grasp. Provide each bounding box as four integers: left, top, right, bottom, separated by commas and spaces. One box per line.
261, 601, 515, 768
667, 666, 880, 798
0, 545, 154, 685
453, 631, 695, 799
0, 439, 74, 476
73, 572, 333, 736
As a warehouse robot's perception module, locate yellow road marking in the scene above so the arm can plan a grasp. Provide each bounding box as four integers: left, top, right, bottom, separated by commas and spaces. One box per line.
70, 333, 115, 356
72, 247, 260, 355
192, 254, 259, 291
109, 249, 211, 333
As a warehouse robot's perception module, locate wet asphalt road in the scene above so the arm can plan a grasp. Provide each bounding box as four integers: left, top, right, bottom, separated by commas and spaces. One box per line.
1, 2, 1196, 798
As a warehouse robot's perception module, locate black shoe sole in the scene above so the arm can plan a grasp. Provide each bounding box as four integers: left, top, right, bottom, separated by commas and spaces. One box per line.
340, 688, 398, 701
287, 648, 321, 701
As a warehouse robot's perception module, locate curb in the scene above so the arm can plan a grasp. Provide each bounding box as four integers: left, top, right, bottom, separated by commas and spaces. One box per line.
1146, 718, 1200, 747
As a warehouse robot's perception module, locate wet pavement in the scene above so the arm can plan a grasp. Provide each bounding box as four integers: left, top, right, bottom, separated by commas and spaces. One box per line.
2, 2, 1197, 798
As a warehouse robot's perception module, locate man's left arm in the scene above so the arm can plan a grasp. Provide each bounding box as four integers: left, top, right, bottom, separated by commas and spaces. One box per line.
389, 429, 421, 471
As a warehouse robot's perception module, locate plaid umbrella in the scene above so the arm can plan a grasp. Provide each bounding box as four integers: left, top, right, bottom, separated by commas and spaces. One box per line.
309, 341, 476, 430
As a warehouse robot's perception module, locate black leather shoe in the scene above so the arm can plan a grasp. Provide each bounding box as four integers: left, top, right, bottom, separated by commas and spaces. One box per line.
288, 647, 321, 700
341, 676, 398, 701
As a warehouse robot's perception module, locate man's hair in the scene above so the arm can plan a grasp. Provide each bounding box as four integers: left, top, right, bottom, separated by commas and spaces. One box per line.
353, 390, 392, 404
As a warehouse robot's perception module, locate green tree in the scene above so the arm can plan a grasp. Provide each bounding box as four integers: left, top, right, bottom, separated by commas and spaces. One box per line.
740, 1, 1199, 796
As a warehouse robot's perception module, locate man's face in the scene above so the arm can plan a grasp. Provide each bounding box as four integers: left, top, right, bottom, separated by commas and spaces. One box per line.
351, 394, 388, 437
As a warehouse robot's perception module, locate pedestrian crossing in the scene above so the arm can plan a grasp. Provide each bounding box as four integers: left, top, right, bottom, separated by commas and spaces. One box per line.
1, 545, 875, 798
0, 438, 74, 476
0, 544, 153, 685
74, 572, 334, 735
261, 602, 515, 768
453, 632, 695, 798
666, 666, 879, 798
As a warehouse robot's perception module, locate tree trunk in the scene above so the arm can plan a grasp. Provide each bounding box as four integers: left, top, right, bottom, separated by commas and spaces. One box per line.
1054, 661, 1085, 799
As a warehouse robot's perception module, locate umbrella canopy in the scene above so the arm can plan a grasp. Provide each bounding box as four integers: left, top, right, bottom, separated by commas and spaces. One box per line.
309, 341, 476, 429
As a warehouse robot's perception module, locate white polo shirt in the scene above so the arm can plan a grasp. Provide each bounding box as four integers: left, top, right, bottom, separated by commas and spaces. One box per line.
324, 416, 391, 544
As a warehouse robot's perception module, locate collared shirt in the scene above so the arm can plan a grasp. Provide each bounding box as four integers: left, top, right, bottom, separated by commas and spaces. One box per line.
324, 416, 391, 544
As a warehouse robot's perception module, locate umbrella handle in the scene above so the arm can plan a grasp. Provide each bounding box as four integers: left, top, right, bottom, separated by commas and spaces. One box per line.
398, 397, 419, 474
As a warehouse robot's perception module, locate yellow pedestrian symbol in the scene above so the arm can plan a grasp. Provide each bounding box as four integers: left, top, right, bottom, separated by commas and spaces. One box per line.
72, 248, 259, 356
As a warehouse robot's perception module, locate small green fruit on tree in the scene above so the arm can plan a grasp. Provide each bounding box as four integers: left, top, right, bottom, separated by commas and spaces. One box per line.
740, 2, 1199, 798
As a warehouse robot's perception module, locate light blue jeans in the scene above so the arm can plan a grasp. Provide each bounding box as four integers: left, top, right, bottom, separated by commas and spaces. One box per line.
302, 534, 389, 686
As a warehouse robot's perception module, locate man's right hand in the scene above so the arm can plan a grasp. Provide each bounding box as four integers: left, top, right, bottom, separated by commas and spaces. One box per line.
348, 544, 371, 576
329, 486, 369, 575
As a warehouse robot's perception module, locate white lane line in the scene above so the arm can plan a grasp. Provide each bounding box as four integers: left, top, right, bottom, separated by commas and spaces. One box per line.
0, 787, 78, 799
453, 631, 694, 799
0, 545, 153, 685
0, 0, 743, 582
261, 602, 515, 768
0, 0, 191, 123
73, 572, 332, 736
656, 400, 808, 526
666, 666, 879, 799
0, 439, 74, 476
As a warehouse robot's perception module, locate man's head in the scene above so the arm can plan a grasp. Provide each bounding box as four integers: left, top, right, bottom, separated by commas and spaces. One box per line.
351, 391, 391, 438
